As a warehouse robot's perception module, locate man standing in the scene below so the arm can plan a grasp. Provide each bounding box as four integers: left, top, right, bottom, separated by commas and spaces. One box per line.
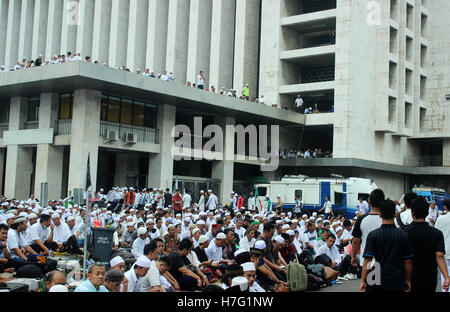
172, 189, 184, 215
319, 196, 333, 219
351, 189, 384, 267
197, 190, 205, 212
426, 200, 440, 227
405, 197, 449, 292
436, 199, 450, 292
205, 190, 218, 212
294, 95, 304, 112
164, 188, 172, 208
242, 84, 250, 101
182, 190, 192, 211
357, 197, 369, 216
395, 192, 418, 229
197, 71, 205, 90
360, 199, 413, 293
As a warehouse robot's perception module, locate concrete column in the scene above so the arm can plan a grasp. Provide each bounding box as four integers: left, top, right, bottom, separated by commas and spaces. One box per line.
148, 104, 175, 191
0, 148, 5, 195
127, 0, 149, 72
211, 116, 235, 205
75, 0, 95, 58
60, 0, 78, 57
67, 89, 101, 193
165, 0, 190, 83
0, 0, 9, 66
31, 0, 49, 60
209, 0, 236, 90
92, 0, 112, 64
186, 0, 212, 86
108, 0, 129, 68
114, 153, 140, 187
259, 0, 282, 107
145, 0, 169, 74
45, 0, 64, 60
18, 0, 35, 61
444, 139, 450, 167
4, 97, 33, 199
233, 0, 260, 99
4, 0, 21, 68
34, 93, 64, 200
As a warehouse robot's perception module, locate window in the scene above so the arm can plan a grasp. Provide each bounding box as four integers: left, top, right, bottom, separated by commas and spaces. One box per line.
295, 190, 303, 200
27, 97, 40, 122
100, 94, 157, 128
358, 193, 369, 201
59, 93, 73, 119
334, 192, 343, 205
257, 187, 267, 197
0, 99, 10, 123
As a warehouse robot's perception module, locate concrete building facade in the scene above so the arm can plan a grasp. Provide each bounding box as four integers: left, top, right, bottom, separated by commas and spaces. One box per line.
0, 0, 449, 204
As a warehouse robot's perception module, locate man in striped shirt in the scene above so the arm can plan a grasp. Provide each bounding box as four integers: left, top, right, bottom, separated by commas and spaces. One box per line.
360, 199, 414, 292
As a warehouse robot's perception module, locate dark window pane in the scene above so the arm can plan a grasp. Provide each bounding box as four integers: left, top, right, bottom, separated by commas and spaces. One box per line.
101, 95, 108, 121
0, 99, 9, 123
121, 98, 133, 125
27, 97, 40, 121
108, 96, 121, 123
133, 101, 145, 127
144, 105, 156, 128
59, 94, 72, 119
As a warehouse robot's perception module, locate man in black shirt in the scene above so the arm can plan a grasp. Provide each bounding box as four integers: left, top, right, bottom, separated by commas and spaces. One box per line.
404, 196, 449, 292
164, 188, 172, 208
360, 199, 413, 292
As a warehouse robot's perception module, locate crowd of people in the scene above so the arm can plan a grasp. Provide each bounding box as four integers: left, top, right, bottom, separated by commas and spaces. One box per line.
280, 148, 333, 159
0, 186, 449, 293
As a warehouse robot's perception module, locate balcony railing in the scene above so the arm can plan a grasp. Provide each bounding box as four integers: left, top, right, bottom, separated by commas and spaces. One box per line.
0, 123, 8, 138
100, 121, 159, 144
24, 121, 39, 130
55, 119, 72, 135
404, 155, 449, 167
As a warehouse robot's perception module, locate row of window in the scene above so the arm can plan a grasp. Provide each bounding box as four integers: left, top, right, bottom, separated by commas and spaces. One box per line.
0, 94, 158, 128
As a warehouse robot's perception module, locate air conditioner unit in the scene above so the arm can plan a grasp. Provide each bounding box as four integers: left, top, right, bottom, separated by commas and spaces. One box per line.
105, 129, 119, 141
125, 132, 137, 144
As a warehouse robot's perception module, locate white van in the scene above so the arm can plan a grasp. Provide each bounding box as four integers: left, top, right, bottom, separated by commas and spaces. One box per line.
255, 175, 378, 218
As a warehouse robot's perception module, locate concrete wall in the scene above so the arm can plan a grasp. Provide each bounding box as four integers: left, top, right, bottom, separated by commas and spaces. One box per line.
114, 152, 140, 186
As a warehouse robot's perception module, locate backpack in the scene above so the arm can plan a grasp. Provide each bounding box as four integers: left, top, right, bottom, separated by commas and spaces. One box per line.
287, 260, 308, 292
314, 254, 332, 267
396, 213, 406, 229
16, 264, 44, 278
300, 249, 315, 265
307, 274, 323, 291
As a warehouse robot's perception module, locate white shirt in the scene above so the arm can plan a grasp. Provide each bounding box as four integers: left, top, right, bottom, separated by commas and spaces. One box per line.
248, 197, 256, 211
198, 195, 205, 211
132, 237, 150, 259
7, 229, 28, 259
302, 230, 317, 249
249, 281, 266, 292
316, 244, 342, 265
182, 194, 192, 209
234, 227, 245, 240
295, 98, 304, 108
292, 237, 303, 254
435, 213, 450, 259
124, 268, 142, 292
53, 223, 72, 243
206, 194, 218, 211
161, 74, 168, 81
27, 222, 50, 245
323, 201, 332, 214
394, 209, 414, 228
426, 206, 440, 226
197, 74, 204, 86
205, 240, 223, 264
238, 236, 255, 252
358, 201, 369, 215
141, 260, 162, 292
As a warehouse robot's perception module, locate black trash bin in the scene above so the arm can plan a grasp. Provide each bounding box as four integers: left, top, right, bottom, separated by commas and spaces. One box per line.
89, 227, 115, 263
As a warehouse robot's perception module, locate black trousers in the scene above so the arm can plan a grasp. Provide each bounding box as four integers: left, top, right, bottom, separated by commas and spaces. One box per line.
198, 85, 204, 90
176, 275, 198, 291
29, 241, 59, 254
0, 259, 16, 272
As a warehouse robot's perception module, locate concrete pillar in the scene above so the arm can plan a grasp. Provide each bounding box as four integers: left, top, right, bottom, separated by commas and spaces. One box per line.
75, 0, 95, 58
31, 0, 49, 60
114, 153, 140, 187
186, 0, 212, 86
18, 0, 35, 61
209, 0, 236, 90
4, 0, 21, 68
67, 89, 101, 193
4, 97, 33, 199
127, 0, 149, 72
211, 116, 235, 205
259, 0, 282, 107
145, 0, 169, 74
61, 0, 78, 56
34, 93, 64, 200
0, 148, 5, 195
165, 0, 190, 83
444, 139, 450, 167
45, 0, 64, 60
108, 0, 130, 68
92, 0, 112, 64
0, 0, 9, 66
148, 104, 175, 191
233, 0, 260, 99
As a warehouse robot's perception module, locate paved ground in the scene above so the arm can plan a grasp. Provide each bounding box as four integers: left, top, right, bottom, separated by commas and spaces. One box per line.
313, 279, 361, 292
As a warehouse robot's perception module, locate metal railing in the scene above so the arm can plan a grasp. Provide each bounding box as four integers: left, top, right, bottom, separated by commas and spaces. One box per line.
99, 121, 158, 144
24, 121, 39, 130
404, 155, 449, 167
55, 119, 72, 135
0, 123, 8, 138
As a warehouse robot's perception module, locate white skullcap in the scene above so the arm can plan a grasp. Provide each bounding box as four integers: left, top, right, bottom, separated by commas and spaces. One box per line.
241, 262, 256, 272
192, 228, 201, 236
66, 216, 75, 222
216, 233, 226, 240
286, 230, 295, 236
184, 217, 191, 223
312, 212, 318, 216
137, 227, 147, 235
198, 235, 209, 244
200, 190, 204, 194
284, 217, 290, 222
49, 285, 68, 292
332, 222, 339, 227
275, 220, 282, 224
282, 224, 290, 230
234, 249, 246, 258
255, 240, 266, 250
28, 213, 38, 219
317, 218, 323, 222
52, 213, 60, 219
196, 220, 205, 225
274, 236, 285, 244
126, 222, 135, 227
335, 226, 343, 233
292, 219, 299, 223
146, 219, 154, 224
167, 224, 175, 229
4, 213, 14, 220
110, 256, 125, 267
135, 255, 151, 268
309, 217, 315, 221
19, 212, 28, 218
302, 214, 308, 218
231, 276, 248, 292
